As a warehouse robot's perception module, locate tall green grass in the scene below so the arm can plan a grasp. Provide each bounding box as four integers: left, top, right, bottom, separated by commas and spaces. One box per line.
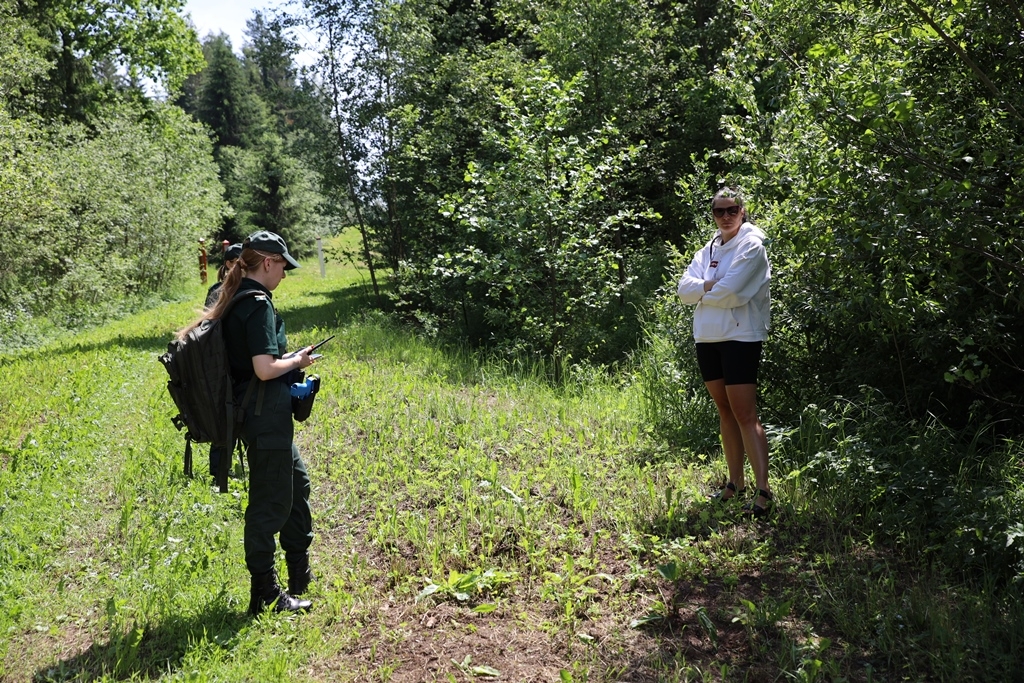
2, 233, 1023, 681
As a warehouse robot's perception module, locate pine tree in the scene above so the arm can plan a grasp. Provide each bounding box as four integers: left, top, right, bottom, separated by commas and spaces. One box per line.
195, 34, 268, 150
243, 12, 300, 136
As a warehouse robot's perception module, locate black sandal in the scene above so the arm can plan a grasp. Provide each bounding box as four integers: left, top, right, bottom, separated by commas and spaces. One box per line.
710, 481, 746, 502
742, 488, 773, 517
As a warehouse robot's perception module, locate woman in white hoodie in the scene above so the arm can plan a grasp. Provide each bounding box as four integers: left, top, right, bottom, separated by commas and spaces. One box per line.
677, 186, 772, 517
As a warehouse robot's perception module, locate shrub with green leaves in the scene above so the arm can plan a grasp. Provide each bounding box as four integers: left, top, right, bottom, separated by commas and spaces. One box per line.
0, 101, 225, 339
413, 66, 657, 370
714, 0, 1024, 430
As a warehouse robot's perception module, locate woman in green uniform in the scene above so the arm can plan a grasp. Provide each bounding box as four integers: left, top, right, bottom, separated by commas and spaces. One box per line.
185, 230, 317, 615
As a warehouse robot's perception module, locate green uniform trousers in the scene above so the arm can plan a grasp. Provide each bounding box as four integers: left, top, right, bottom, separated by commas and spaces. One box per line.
239, 379, 313, 575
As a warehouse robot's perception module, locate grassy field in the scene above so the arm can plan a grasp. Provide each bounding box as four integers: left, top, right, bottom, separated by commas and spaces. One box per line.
1, 234, 1021, 682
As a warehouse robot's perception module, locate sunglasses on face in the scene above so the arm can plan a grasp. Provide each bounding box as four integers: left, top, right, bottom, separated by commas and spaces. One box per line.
712, 205, 742, 218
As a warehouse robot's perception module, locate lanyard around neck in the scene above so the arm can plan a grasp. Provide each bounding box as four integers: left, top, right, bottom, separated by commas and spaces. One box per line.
708, 234, 722, 269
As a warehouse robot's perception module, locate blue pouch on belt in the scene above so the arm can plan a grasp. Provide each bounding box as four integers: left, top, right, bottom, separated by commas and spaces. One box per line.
289, 374, 321, 422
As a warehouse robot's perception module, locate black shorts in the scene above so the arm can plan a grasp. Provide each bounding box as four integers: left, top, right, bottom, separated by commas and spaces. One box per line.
695, 341, 763, 385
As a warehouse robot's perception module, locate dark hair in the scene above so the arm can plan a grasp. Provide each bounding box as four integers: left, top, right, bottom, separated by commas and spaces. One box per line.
711, 185, 749, 222
216, 259, 235, 283
217, 243, 243, 281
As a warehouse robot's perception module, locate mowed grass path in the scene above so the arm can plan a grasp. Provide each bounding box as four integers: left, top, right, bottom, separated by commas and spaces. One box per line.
6, 235, 994, 682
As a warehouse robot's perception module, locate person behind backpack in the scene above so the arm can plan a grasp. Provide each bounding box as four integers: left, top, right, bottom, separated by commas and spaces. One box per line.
179, 230, 317, 616
205, 242, 242, 308
205, 242, 242, 480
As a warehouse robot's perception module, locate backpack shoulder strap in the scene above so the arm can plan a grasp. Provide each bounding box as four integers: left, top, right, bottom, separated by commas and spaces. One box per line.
221, 288, 264, 317
214, 288, 264, 494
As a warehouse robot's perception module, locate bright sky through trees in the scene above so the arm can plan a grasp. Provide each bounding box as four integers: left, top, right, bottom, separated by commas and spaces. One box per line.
184, 0, 271, 52
184, 0, 319, 63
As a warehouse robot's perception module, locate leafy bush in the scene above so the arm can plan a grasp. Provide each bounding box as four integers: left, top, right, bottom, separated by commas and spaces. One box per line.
0, 101, 225, 340
716, 0, 1024, 431
400, 65, 657, 371
771, 395, 1024, 583
633, 242, 718, 456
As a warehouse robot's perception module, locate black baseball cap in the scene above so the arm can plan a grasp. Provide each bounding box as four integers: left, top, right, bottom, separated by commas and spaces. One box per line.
224, 242, 243, 260
244, 230, 300, 270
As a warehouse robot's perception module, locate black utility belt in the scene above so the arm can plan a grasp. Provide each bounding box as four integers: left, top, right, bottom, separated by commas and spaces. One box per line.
234, 371, 320, 421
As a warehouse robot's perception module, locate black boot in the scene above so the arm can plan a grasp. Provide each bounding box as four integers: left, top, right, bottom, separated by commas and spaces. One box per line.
248, 569, 312, 616
286, 553, 315, 596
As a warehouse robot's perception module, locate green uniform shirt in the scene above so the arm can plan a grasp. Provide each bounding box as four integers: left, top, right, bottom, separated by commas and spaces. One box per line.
223, 279, 288, 384
205, 281, 224, 308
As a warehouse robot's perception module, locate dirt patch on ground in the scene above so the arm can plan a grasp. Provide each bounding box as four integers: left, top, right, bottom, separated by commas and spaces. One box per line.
300, 501, 803, 682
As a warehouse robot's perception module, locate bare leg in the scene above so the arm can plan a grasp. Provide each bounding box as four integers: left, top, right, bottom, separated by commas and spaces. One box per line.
705, 379, 746, 498
724, 383, 770, 508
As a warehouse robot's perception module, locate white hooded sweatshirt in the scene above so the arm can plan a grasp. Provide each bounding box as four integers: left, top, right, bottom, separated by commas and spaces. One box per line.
676, 222, 771, 343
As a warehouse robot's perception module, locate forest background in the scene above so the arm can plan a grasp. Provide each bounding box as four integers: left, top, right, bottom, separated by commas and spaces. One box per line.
4, 0, 1024, 428
2, 0, 1024, 679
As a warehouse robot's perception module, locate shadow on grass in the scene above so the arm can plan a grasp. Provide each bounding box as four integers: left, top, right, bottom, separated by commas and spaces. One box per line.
642, 498, 738, 545
630, 489, 1024, 682
0, 283, 375, 369
280, 281, 379, 334
33, 599, 249, 682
